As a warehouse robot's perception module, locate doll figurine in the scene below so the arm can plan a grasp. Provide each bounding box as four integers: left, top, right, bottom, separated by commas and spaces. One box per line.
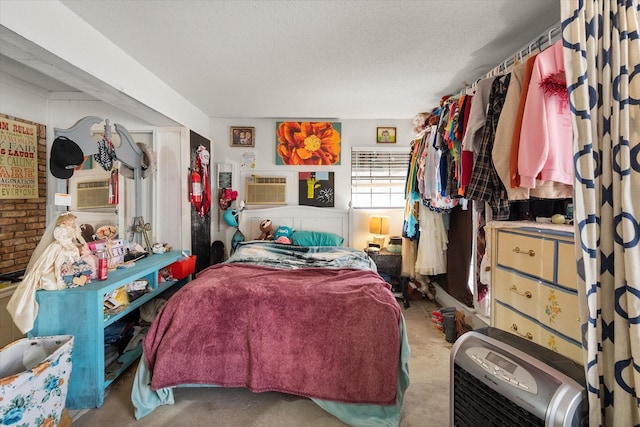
32, 212, 90, 290
7, 212, 92, 333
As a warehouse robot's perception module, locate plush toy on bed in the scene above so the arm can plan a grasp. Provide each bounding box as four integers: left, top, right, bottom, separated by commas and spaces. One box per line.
273, 225, 293, 244
256, 219, 274, 240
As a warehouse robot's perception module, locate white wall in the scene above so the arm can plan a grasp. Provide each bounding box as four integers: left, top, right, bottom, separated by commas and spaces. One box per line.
2, 0, 418, 252
210, 118, 413, 247
154, 126, 191, 251
0, 72, 191, 252
2, 69, 414, 256
1, 72, 414, 256
0, 72, 50, 126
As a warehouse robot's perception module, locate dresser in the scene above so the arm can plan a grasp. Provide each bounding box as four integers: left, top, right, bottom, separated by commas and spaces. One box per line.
29, 251, 189, 409
486, 221, 582, 364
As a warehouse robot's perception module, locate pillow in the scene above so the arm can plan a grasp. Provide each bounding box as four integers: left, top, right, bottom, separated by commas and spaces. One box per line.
291, 230, 344, 247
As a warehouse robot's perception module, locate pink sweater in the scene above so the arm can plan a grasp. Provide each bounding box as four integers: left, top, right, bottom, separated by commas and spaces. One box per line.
518, 41, 573, 188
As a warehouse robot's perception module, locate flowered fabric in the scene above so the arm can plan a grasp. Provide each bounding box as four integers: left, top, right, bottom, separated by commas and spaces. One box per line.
0, 336, 74, 427
61, 259, 93, 287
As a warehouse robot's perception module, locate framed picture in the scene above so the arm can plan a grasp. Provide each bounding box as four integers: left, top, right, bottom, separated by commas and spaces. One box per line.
276, 121, 342, 165
376, 127, 396, 144
230, 127, 255, 147
298, 171, 335, 207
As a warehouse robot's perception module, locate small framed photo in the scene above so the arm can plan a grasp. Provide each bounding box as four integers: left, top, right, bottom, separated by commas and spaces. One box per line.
230, 126, 255, 147
377, 127, 396, 144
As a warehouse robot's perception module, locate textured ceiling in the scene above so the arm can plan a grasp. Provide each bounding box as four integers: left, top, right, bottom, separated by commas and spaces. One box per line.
33, 1, 561, 120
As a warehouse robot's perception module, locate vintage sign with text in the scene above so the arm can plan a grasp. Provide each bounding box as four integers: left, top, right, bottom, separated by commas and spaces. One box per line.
0, 117, 38, 199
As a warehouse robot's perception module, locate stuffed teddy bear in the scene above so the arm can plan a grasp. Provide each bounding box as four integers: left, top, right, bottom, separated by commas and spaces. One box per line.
80, 223, 95, 242
273, 225, 293, 244
256, 219, 274, 240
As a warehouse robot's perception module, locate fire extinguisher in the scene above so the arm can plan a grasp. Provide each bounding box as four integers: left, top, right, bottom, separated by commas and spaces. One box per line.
109, 169, 119, 205
190, 167, 202, 212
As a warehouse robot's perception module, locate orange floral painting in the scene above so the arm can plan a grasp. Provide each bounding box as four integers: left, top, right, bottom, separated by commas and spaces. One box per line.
276, 121, 341, 165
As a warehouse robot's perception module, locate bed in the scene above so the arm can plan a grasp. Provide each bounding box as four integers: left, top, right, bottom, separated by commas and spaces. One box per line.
131, 207, 410, 427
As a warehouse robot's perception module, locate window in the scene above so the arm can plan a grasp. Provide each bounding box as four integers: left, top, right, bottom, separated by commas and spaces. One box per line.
351, 148, 410, 208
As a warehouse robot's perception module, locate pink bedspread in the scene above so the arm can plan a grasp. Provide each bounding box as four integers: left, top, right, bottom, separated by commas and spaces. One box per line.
143, 263, 401, 405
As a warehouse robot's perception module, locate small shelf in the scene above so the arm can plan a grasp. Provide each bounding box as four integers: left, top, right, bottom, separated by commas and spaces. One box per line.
104, 342, 143, 388
30, 251, 189, 409
103, 278, 182, 326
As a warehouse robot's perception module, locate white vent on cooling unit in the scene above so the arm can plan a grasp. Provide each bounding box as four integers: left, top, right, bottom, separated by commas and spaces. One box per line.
450, 327, 587, 427
76, 179, 111, 209
245, 176, 286, 205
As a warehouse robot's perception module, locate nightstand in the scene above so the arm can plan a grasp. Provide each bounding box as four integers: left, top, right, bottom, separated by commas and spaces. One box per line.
367, 248, 409, 308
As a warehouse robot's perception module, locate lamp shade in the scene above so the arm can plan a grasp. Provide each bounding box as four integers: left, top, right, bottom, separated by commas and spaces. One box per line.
369, 215, 390, 235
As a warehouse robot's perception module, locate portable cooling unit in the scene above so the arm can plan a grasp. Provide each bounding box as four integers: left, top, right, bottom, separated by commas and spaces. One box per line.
450, 327, 587, 427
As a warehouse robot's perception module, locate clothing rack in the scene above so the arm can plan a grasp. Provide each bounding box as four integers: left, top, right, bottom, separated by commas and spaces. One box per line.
457, 23, 562, 93
489, 23, 562, 76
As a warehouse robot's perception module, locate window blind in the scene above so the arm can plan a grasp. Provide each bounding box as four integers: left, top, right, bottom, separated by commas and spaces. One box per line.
351, 149, 410, 208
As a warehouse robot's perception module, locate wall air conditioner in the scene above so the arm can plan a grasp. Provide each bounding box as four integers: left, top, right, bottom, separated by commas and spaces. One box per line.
76, 179, 111, 209
245, 176, 286, 205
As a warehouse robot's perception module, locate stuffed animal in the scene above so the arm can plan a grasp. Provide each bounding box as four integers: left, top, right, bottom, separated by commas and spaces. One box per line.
80, 224, 95, 242
273, 225, 293, 244
256, 219, 274, 240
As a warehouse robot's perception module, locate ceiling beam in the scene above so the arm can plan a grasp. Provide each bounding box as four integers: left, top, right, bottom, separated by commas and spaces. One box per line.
0, 27, 179, 127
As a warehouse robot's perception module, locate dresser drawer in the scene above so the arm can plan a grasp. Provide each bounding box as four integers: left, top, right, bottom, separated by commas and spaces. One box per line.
557, 241, 578, 290
493, 304, 583, 364
496, 231, 555, 282
493, 268, 581, 342
493, 267, 540, 316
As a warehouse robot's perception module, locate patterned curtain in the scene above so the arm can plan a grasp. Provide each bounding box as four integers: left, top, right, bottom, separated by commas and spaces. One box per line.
562, 1, 640, 425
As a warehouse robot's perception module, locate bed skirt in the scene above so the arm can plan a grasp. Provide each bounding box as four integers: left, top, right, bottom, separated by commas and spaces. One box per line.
131, 316, 410, 427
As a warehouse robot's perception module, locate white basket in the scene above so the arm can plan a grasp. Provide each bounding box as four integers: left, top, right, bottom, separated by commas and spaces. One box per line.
0, 335, 74, 426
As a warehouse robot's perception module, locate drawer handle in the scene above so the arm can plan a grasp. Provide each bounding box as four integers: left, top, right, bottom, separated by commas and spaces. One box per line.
509, 285, 532, 299
513, 246, 535, 257
510, 323, 533, 340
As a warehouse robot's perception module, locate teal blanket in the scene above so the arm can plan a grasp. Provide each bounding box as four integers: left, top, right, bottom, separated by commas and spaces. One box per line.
132, 317, 410, 427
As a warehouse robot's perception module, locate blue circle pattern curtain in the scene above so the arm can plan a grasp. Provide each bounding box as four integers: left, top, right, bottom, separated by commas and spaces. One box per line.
562, 1, 640, 425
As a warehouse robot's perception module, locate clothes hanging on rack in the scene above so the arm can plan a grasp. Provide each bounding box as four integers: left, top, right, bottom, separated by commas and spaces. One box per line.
402, 25, 569, 309
518, 40, 573, 189
492, 61, 532, 201
465, 73, 512, 220
419, 125, 441, 200
415, 204, 448, 276
460, 77, 495, 187
510, 55, 538, 189
494, 57, 573, 201
408, 39, 572, 219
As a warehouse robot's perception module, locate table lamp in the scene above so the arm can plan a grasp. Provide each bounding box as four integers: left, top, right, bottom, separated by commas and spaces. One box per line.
369, 215, 389, 249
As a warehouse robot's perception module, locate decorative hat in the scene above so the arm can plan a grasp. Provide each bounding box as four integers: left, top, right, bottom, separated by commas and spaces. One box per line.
96, 225, 118, 240
223, 208, 241, 228
49, 136, 84, 179
120, 142, 157, 179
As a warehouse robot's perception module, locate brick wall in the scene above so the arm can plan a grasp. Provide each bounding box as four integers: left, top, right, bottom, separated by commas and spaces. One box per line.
0, 114, 47, 275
